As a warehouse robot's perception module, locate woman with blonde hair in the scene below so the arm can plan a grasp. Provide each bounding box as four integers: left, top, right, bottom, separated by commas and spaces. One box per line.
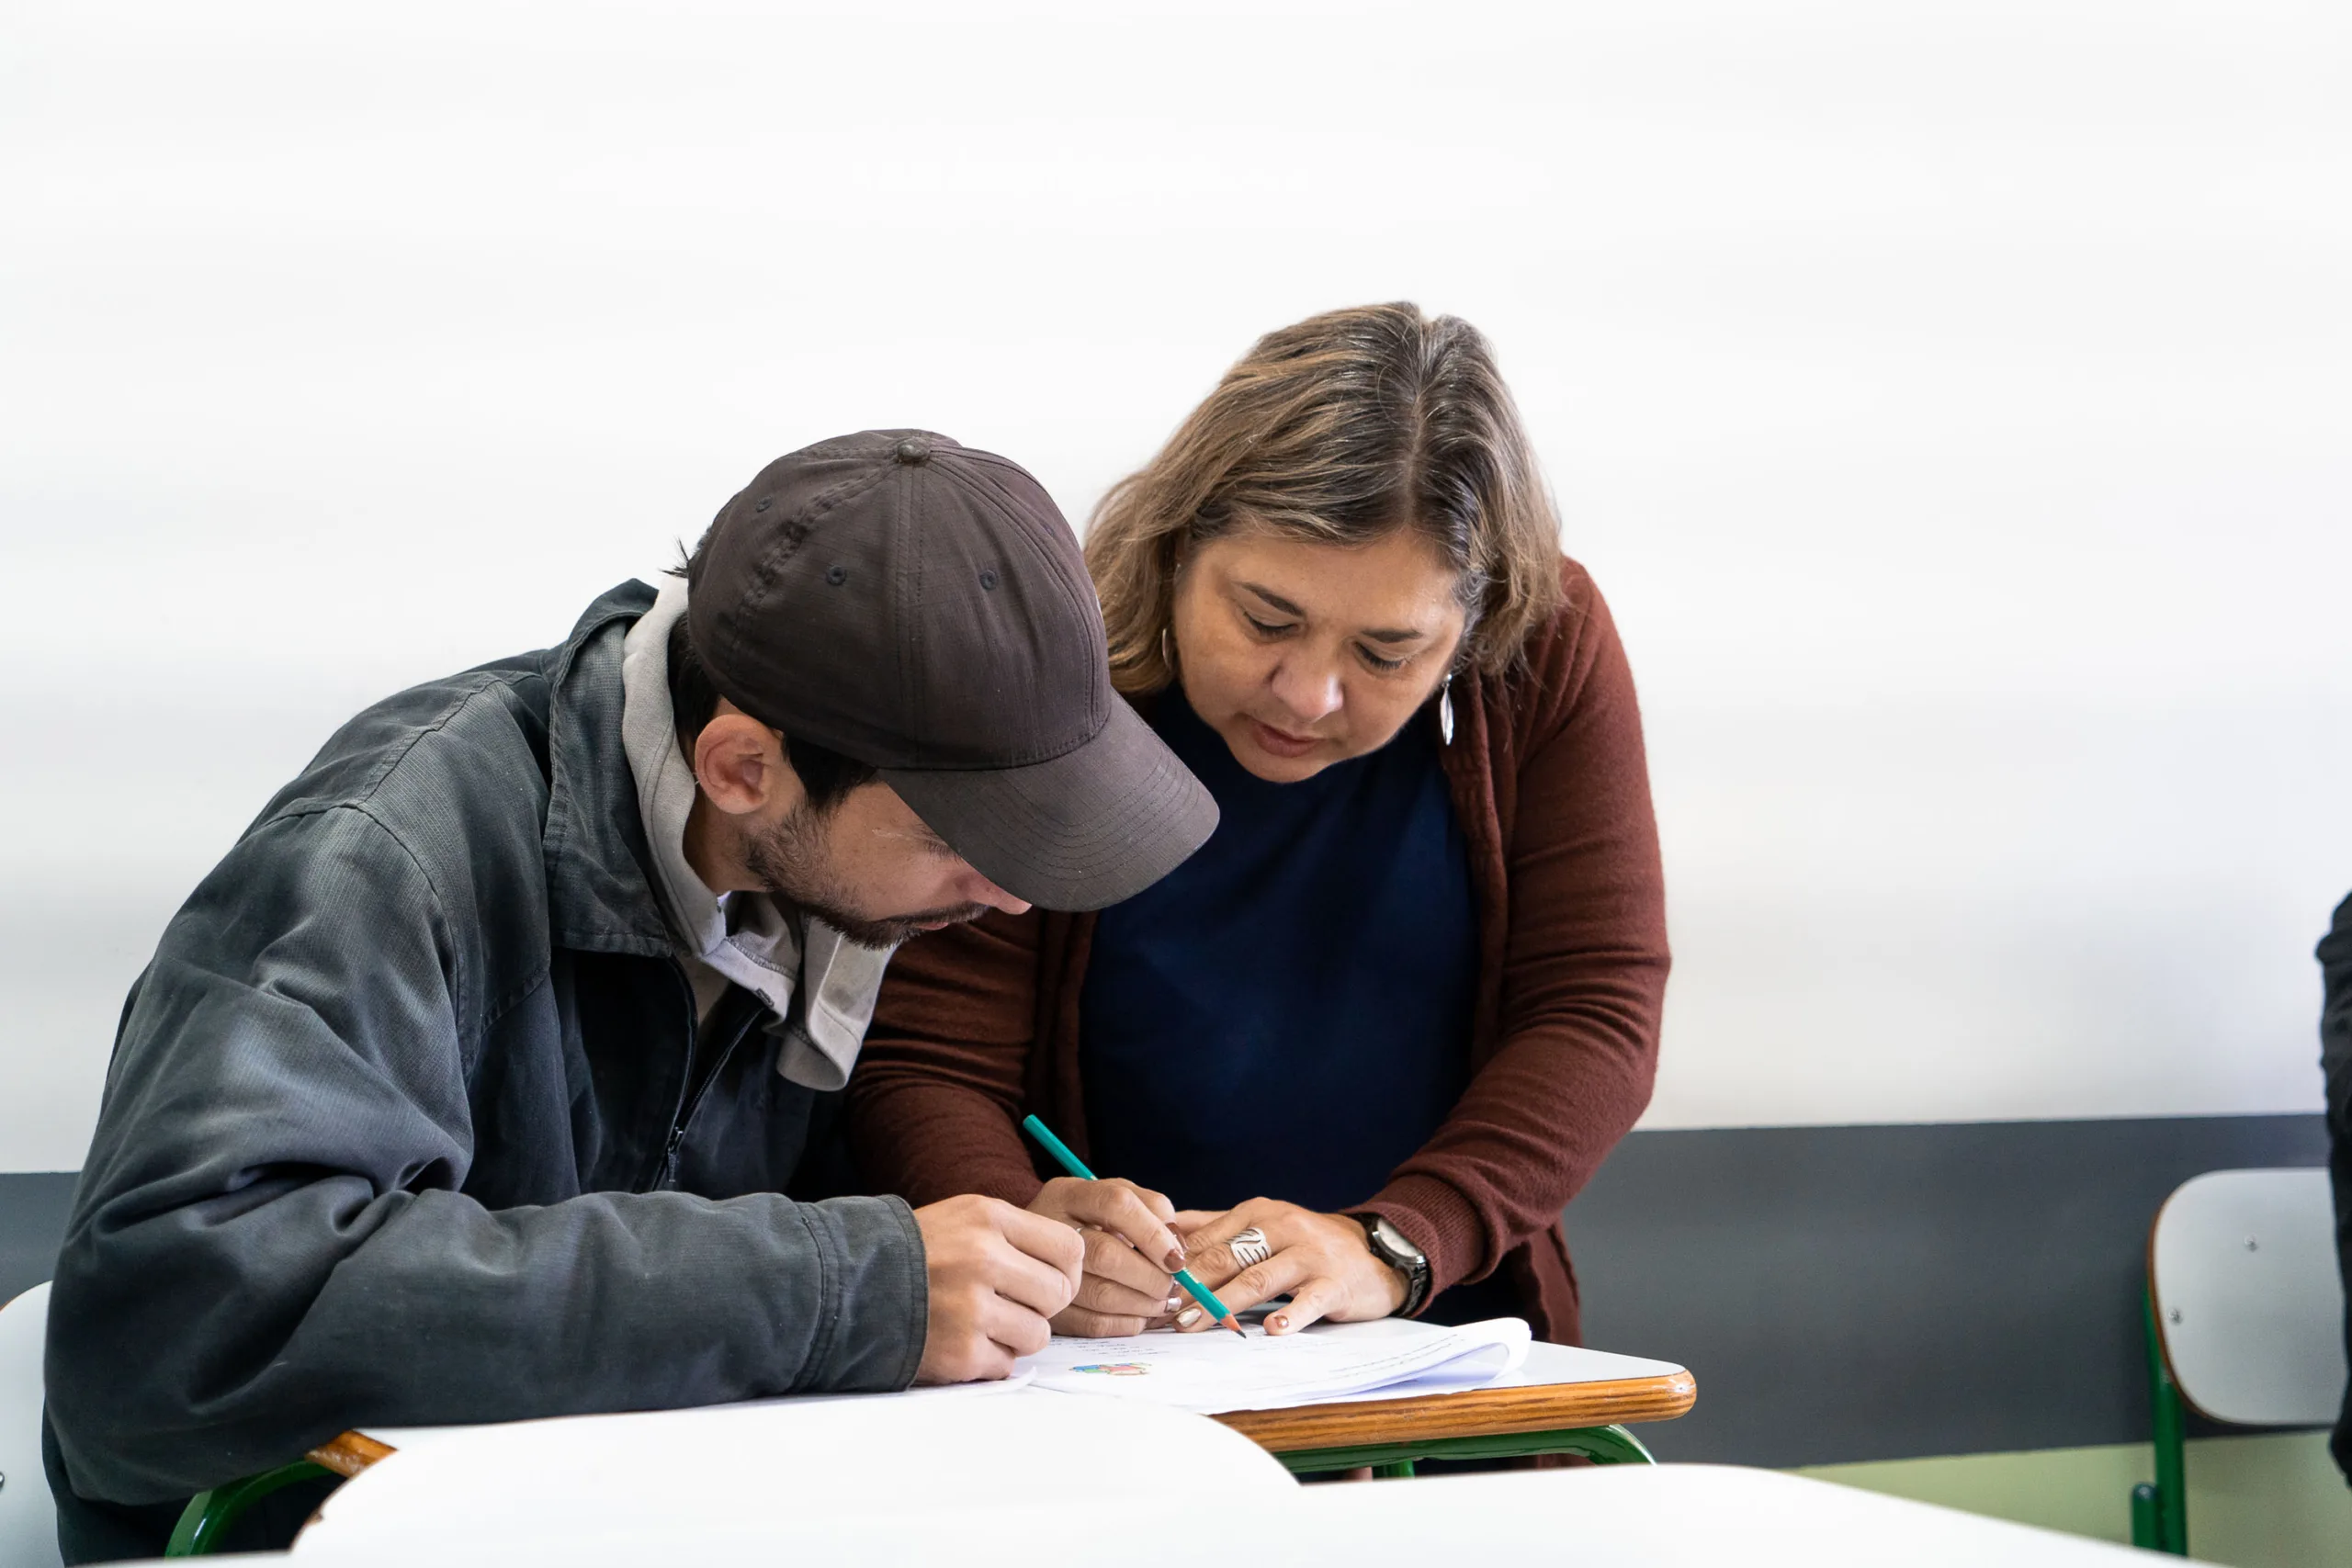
848, 303, 1668, 1345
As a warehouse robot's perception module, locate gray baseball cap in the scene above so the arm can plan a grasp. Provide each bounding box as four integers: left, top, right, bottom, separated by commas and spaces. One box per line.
685, 430, 1216, 911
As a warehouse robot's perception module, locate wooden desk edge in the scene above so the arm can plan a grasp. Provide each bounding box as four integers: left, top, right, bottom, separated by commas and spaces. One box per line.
1211, 1370, 1697, 1451
305, 1369, 1696, 1473
308, 1430, 395, 1478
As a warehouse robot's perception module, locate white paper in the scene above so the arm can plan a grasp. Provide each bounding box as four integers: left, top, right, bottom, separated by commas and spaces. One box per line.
299, 1382, 1292, 1558
1017, 1314, 1532, 1413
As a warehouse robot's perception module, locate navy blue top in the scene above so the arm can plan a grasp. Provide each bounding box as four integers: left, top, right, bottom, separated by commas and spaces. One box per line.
1080, 689, 1481, 1224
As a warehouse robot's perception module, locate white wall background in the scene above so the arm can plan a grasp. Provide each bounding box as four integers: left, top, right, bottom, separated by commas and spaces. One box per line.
5, 1, 2348, 1171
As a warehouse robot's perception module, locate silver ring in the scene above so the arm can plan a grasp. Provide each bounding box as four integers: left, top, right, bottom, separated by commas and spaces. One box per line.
1228, 1226, 1272, 1269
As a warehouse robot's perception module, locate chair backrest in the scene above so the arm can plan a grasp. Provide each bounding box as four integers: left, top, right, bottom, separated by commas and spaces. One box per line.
0, 1281, 64, 1568
2150, 1168, 2347, 1426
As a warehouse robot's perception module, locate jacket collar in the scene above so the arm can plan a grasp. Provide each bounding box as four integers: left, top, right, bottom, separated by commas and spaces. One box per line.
541, 579, 676, 956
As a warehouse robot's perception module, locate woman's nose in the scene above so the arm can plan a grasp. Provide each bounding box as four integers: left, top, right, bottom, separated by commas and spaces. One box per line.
1268, 659, 1343, 725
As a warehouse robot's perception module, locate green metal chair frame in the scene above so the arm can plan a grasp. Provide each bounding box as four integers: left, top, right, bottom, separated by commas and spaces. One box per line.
164, 1422, 1657, 1551
1274, 1420, 1655, 1480
2129, 1289, 2190, 1555
164, 1459, 334, 1557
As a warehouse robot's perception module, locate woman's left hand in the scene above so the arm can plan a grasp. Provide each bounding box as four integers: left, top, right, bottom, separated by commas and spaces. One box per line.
1170, 1199, 1408, 1335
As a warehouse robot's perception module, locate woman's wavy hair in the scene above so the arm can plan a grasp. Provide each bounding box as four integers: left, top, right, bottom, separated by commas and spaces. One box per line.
1088, 302, 1564, 695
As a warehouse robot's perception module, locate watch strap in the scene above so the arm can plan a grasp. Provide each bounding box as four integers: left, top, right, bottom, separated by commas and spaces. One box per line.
1359, 1215, 1433, 1317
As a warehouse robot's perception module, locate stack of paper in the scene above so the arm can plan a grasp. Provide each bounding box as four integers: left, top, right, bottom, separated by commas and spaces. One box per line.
1017, 1315, 1532, 1413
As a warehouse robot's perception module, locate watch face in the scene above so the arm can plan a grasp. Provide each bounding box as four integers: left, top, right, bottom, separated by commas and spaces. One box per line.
1372, 1217, 1424, 1266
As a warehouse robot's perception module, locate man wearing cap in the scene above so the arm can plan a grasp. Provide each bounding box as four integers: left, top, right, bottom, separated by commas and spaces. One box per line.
41, 431, 1217, 1562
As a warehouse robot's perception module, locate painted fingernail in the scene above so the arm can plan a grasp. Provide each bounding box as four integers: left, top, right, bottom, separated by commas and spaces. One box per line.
1164, 1293, 1184, 1314
1164, 1247, 1187, 1270
1270, 1314, 1288, 1331
1177, 1307, 1202, 1328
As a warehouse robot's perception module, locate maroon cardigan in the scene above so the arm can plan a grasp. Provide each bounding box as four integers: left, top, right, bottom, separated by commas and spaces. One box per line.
846, 559, 1668, 1345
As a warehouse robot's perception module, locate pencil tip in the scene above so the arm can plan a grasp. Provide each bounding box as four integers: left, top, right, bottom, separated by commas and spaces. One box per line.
1224, 1320, 1248, 1338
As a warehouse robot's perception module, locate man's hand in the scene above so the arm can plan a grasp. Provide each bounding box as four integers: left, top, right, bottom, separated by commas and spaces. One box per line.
1172, 1199, 1409, 1334
911, 1195, 1085, 1384
1025, 1176, 1188, 1337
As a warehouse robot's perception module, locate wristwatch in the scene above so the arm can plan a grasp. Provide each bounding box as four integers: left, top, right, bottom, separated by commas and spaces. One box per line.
1358, 1214, 1432, 1317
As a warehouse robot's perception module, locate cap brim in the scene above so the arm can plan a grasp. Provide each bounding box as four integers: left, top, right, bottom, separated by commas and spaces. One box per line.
878, 699, 1217, 912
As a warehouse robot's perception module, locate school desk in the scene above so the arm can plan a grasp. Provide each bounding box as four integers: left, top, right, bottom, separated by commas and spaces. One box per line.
276, 1457, 2178, 1565
167, 1339, 1696, 1553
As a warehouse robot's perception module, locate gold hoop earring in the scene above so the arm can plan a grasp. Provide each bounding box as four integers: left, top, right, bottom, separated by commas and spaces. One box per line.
1160, 626, 1174, 671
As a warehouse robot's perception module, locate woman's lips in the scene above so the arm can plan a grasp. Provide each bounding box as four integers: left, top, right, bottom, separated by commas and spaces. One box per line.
1247, 717, 1322, 759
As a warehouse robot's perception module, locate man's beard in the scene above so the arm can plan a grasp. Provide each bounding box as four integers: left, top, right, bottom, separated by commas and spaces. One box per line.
742, 806, 995, 951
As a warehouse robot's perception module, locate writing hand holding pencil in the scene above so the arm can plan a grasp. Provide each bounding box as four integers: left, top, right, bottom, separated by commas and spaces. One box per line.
1023, 1115, 1248, 1337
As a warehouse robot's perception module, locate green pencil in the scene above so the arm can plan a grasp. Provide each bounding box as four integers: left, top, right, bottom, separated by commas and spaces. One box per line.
1021, 1113, 1248, 1338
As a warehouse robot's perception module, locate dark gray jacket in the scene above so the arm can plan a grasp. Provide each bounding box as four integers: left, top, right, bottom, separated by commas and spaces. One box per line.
2320, 892, 2352, 1483
43, 581, 926, 1558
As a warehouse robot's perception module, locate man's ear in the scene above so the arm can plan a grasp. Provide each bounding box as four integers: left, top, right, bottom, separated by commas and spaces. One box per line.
693, 706, 802, 818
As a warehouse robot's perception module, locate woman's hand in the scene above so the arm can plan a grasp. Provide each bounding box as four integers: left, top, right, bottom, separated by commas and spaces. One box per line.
1172, 1199, 1408, 1335
1025, 1176, 1187, 1337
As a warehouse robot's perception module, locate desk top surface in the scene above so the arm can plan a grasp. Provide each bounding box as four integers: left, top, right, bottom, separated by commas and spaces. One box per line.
342, 1337, 1694, 1466
286, 1353, 2172, 1567
286, 1461, 2176, 1566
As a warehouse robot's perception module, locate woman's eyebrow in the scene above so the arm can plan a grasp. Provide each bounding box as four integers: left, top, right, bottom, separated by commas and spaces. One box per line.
1237, 580, 1430, 644
1235, 581, 1307, 617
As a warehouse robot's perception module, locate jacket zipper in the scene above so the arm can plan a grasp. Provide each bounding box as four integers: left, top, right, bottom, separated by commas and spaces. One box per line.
640, 963, 761, 1192
637, 961, 700, 1193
